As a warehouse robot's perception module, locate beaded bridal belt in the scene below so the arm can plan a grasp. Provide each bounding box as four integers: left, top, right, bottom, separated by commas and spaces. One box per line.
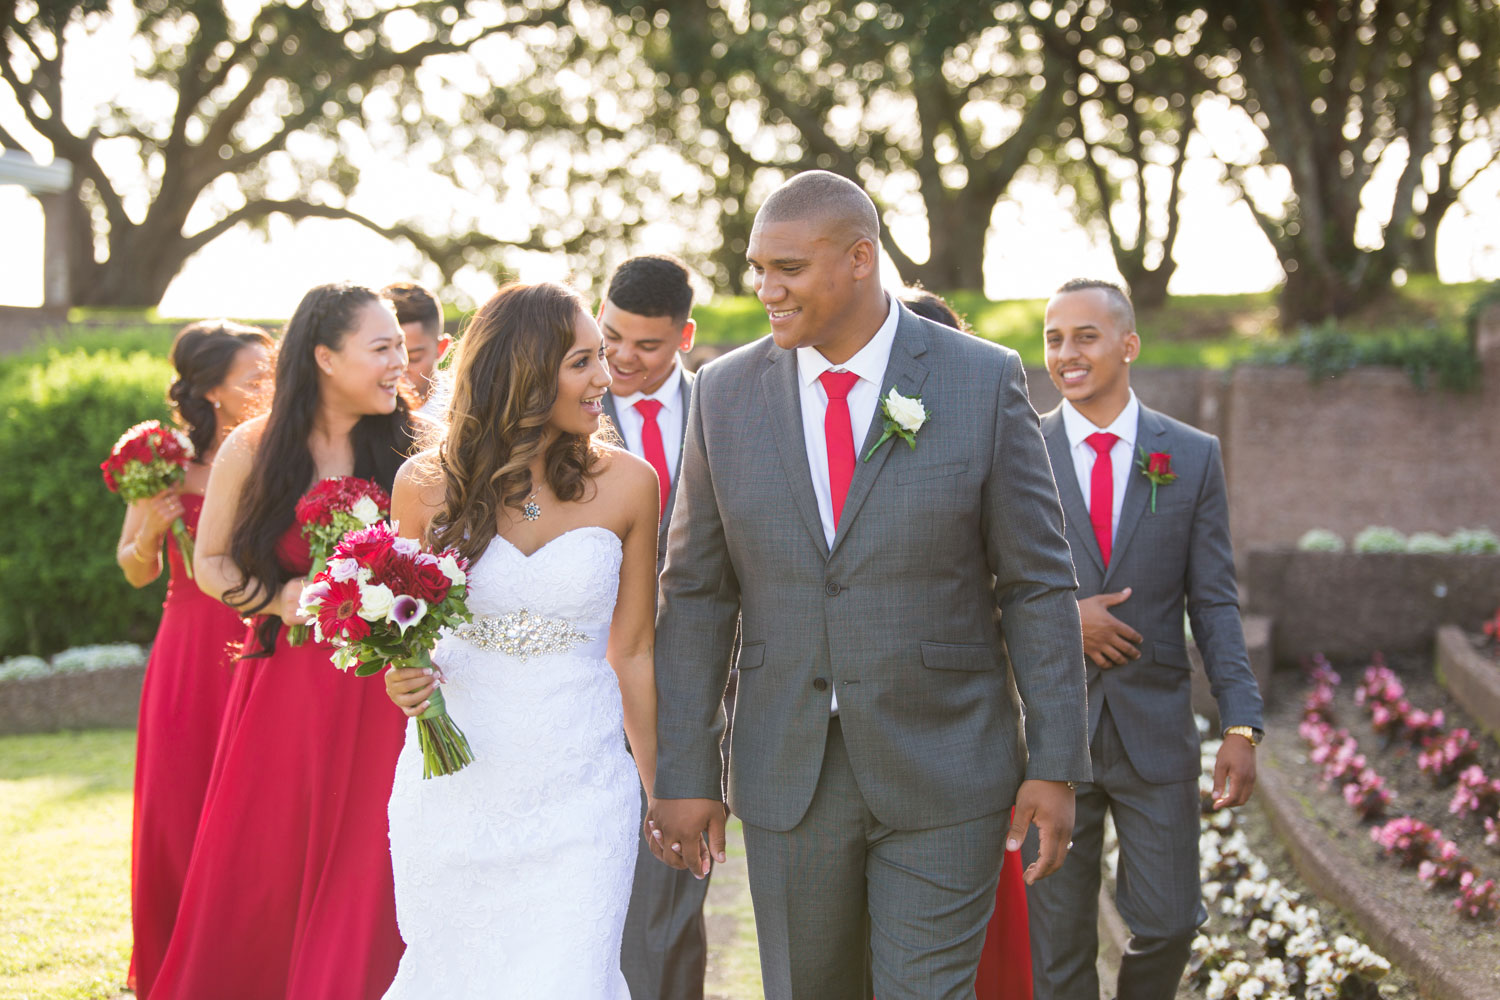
454, 610, 610, 661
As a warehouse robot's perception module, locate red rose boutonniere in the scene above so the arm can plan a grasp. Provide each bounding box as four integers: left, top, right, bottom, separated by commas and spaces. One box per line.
1137, 448, 1178, 513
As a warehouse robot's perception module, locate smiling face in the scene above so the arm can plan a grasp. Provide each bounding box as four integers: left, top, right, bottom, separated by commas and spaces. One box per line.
402, 322, 450, 402
547, 308, 613, 438
598, 300, 693, 398
316, 300, 408, 416
747, 216, 878, 363
206, 342, 273, 428
1043, 287, 1139, 423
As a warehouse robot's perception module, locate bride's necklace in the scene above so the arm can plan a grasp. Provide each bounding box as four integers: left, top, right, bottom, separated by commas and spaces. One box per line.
522, 487, 542, 522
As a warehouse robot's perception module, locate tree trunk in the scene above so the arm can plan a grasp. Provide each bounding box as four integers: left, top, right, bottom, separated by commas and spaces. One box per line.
892, 192, 990, 291
1122, 261, 1176, 311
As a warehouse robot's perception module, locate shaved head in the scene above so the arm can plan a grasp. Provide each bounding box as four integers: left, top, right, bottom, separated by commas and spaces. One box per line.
754, 170, 881, 248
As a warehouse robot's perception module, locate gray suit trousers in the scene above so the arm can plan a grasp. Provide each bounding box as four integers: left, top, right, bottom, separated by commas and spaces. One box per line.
621, 785, 710, 1000
1023, 706, 1204, 1000
741, 718, 1008, 1000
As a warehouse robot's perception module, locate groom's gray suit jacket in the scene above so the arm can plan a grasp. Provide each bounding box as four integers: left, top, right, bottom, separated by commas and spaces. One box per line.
655, 304, 1091, 833
1039, 403, 1263, 782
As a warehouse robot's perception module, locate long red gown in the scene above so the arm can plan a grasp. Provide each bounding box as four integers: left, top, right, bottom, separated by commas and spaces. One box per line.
973, 834, 1034, 999
128, 495, 244, 999
151, 506, 406, 1000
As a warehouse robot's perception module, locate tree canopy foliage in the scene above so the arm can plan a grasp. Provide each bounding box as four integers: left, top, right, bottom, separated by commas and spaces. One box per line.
2, 0, 1497, 322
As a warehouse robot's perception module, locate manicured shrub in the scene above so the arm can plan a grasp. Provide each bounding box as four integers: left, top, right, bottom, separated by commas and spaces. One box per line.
0, 347, 175, 656
1296, 528, 1345, 552
1352, 526, 1407, 553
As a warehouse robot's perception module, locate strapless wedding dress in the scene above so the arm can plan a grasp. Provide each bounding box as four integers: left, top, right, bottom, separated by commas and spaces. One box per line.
384, 526, 638, 998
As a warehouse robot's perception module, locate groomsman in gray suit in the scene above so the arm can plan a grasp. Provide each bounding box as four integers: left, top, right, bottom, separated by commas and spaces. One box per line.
647, 171, 1091, 999
599, 255, 710, 1000
1025, 279, 1264, 1000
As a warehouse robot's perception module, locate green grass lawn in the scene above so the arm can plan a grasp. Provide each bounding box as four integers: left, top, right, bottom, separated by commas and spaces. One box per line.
0, 730, 133, 1000
0, 729, 767, 1000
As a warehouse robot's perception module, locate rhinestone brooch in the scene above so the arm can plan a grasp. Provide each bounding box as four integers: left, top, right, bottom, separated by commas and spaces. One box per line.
456, 609, 593, 660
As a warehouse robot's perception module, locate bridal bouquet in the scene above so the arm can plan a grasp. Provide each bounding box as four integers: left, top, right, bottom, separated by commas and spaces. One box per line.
100, 420, 197, 577
297, 521, 475, 778
286, 476, 390, 645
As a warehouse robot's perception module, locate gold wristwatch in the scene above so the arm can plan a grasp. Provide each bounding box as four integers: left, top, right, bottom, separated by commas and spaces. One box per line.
1223, 725, 1263, 747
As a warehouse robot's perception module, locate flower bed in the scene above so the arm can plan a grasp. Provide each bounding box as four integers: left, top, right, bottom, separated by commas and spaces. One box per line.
0, 644, 146, 734
1254, 649, 1500, 998
1187, 726, 1396, 999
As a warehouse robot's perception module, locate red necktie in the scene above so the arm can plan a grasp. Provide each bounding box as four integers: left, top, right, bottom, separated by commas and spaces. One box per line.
634, 398, 670, 517
819, 371, 860, 528
1086, 432, 1119, 567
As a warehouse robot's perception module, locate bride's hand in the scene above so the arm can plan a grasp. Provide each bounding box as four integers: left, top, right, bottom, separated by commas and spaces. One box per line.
386, 663, 438, 717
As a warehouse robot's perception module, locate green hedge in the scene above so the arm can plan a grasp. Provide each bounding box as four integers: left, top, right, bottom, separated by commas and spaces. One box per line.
0, 347, 176, 656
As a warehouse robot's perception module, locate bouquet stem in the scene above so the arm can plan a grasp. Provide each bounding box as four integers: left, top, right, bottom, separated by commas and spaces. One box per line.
411, 649, 474, 779
287, 555, 329, 647
170, 517, 195, 580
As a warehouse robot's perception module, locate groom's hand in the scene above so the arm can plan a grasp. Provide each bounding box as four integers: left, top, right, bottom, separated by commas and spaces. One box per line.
1009, 779, 1076, 885
645, 797, 727, 880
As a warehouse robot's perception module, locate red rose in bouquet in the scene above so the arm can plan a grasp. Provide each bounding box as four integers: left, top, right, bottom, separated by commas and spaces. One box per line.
286, 476, 391, 646
100, 420, 197, 577
298, 522, 475, 778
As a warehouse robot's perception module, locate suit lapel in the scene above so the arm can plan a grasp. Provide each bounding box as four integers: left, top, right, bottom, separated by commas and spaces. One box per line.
1103, 405, 1167, 587
829, 311, 930, 557
1042, 408, 1105, 577
761, 349, 830, 557
602, 391, 622, 439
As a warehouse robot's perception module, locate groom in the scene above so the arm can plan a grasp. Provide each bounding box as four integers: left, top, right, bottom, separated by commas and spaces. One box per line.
648, 170, 1091, 998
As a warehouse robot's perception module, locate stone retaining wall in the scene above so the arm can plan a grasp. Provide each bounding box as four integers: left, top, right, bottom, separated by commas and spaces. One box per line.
1244, 550, 1500, 662
1434, 624, 1500, 745
0, 665, 144, 734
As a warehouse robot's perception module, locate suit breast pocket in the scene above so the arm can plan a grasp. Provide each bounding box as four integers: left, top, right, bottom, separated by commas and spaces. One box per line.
895, 460, 969, 486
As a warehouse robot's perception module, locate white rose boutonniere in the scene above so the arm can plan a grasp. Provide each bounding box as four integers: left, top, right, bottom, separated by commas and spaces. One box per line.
863, 387, 930, 461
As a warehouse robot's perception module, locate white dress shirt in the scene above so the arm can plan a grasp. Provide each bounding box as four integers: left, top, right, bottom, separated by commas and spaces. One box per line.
610, 362, 685, 480
794, 294, 900, 549
794, 294, 899, 714
1059, 390, 1139, 544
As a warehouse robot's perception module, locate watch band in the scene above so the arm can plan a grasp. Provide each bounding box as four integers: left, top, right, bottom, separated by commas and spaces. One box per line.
1223, 725, 1262, 746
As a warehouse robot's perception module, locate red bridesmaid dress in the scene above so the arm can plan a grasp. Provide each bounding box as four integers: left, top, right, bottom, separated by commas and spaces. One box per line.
151, 496, 406, 1000
974, 824, 1034, 1000
128, 494, 244, 999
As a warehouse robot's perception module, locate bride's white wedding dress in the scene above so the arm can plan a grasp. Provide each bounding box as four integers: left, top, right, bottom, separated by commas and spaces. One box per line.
384, 526, 638, 998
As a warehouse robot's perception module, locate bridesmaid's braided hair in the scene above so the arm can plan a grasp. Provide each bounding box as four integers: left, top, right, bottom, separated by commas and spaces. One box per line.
227, 282, 419, 657
425, 282, 605, 565
167, 320, 274, 459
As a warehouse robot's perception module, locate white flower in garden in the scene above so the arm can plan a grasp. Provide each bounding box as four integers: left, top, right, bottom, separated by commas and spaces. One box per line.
1206, 974, 1230, 1000
1249, 859, 1269, 880
438, 553, 467, 586
1203, 881, 1223, 902
350, 495, 381, 525
1236, 978, 1265, 1000
358, 582, 396, 622
327, 557, 360, 582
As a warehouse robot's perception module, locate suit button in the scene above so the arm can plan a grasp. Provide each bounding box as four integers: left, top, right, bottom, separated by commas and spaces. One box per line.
825, 582, 841, 596
813, 677, 829, 691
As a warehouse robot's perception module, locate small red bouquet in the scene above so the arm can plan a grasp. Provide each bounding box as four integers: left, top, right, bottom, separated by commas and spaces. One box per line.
286, 476, 391, 645
297, 521, 475, 778
101, 420, 197, 577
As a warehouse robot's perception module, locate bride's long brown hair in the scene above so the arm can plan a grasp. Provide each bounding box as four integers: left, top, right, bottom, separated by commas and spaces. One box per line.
426, 282, 606, 564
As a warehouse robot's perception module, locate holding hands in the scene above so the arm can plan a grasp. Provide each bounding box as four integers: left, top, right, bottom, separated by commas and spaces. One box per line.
645, 797, 727, 880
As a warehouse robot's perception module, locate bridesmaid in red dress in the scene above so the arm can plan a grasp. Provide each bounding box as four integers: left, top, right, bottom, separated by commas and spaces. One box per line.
152, 284, 421, 1000
119, 321, 272, 999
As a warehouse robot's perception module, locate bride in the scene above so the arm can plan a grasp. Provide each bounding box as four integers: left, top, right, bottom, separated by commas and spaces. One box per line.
381, 281, 661, 997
